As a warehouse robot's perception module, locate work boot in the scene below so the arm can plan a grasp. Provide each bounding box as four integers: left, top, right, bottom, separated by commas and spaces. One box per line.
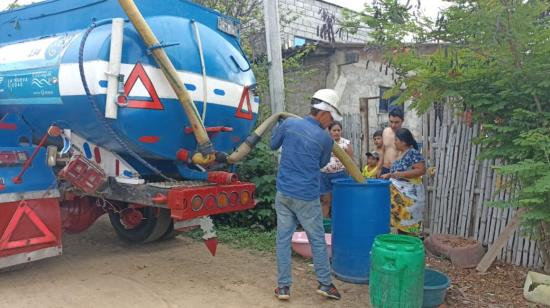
274, 286, 290, 300
316, 283, 341, 300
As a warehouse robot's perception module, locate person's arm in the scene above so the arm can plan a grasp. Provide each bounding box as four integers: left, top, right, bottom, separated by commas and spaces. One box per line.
376, 146, 385, 177
320, 139, 333, 168
389, 161, 426, 179
270, 120, 286, 150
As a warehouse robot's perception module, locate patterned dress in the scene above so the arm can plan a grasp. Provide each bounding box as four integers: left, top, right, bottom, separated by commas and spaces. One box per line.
389, 148, 425, 235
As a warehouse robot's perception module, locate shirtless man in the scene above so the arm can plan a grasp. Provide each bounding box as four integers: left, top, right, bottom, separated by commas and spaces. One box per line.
377, 107, 404, 176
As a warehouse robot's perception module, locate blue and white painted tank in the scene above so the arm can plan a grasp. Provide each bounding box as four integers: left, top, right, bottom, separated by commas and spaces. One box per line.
0, 0, 258, 176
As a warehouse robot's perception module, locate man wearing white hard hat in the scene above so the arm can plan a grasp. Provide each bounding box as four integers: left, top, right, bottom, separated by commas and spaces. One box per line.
270, 89, 342, 301
311, 88, 343, 122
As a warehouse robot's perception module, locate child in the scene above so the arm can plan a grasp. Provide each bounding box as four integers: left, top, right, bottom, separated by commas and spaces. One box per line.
362, 152, 379, 178
373, 129, 383, 155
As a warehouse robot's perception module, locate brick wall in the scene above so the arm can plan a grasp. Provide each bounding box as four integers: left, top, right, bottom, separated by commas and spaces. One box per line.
284, 46, 423, 164
284, 55, 330, 116
278, 0, 370, 48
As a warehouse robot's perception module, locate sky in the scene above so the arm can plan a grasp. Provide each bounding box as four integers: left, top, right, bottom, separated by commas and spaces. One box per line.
1, 0, 451, 17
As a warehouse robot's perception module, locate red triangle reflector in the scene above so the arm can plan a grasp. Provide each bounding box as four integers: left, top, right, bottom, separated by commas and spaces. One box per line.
204, 237, 218, 256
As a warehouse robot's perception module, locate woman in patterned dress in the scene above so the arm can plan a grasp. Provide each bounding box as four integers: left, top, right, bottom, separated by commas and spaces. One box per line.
320, 121, 353, 218
381, 128, 426, 235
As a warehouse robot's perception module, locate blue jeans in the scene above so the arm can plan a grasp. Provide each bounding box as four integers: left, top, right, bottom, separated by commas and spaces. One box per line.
275, 192, 332, 287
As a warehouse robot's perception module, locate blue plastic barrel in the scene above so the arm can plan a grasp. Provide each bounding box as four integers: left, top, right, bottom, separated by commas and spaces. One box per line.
331, 178, 391, 284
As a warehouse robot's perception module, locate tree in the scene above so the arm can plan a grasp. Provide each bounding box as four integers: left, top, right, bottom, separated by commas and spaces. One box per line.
344, 0, 550, 271
3, 0, 21, 10
192, 0, 262, 31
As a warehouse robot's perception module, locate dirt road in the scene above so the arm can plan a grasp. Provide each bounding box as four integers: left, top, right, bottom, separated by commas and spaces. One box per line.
0, 217, 369, 308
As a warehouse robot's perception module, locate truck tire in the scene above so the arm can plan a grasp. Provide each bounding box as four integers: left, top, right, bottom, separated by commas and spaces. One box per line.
108, 206, 172, 244
159, 221, 177, 241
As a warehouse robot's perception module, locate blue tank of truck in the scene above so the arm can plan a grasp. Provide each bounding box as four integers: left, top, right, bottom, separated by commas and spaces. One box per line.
0, 0, 258, 176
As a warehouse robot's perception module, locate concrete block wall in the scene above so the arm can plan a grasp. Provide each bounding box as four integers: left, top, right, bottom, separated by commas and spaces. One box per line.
327, 49, 422, 161
282, 47, 421, 164
284, 55, 330, 116
278, 0, 370, 48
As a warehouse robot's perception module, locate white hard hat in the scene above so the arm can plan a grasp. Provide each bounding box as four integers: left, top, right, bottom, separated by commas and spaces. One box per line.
312, 89, 342, 121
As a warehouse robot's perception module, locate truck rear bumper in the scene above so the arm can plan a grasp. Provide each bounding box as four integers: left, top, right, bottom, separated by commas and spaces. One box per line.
96, 179, 256, 220
168, 181, 256, 220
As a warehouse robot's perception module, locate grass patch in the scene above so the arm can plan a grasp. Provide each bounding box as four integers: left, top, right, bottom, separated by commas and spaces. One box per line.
185, 225, 276, 254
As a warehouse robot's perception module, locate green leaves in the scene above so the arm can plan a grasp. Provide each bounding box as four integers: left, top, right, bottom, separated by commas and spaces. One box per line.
525, 173, 550, 195
341, 0, 427, 48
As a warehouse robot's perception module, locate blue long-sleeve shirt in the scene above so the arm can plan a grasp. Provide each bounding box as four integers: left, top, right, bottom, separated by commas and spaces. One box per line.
270, 116, 333, 201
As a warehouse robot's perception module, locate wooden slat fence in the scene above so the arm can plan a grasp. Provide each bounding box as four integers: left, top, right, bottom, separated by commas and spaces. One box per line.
342, 112, 362, 164
422, 106, 543, 268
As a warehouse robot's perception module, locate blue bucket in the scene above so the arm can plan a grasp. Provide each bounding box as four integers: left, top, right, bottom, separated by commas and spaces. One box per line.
423, 268, 451, 308
331, 178, 391, 284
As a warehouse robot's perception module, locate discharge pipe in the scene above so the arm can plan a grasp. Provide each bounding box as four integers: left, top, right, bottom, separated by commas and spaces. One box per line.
224, 112, 364, 183
105, 18, 124, 119
118, 0, 215, 163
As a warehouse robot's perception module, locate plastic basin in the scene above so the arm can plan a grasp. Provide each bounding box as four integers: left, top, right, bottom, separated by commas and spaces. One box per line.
291, 231, 332, 259
423, 268, 451, 308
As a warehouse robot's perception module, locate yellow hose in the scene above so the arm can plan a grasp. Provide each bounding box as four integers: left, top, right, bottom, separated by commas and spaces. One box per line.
118, 0, 215, 163
227, 112, 364, 183
227, 112, 297, 164
331, 142, 363, 183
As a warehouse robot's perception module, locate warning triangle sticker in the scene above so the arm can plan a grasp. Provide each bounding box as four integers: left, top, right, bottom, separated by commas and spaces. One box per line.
235, 86, 253, 120
124, 62, 164, 110
0, 201, 57, 250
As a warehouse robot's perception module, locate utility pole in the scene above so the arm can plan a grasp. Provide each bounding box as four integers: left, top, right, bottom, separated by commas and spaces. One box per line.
263, 0, 285, 114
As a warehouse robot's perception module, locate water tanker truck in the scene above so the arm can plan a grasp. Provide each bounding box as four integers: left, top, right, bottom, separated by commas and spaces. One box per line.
0, 0, 263, 269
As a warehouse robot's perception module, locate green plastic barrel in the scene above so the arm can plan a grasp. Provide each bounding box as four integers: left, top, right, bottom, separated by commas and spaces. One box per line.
370, 234, 425, 308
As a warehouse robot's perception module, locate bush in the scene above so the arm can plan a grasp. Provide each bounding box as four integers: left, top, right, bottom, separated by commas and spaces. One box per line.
213, 141, 278, 230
